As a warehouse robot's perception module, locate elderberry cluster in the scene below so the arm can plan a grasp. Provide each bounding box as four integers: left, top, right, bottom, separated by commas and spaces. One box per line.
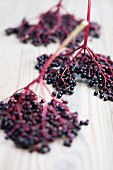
5, 11, 100, 48
0, 90, 88, 154
35, 52, 113, 101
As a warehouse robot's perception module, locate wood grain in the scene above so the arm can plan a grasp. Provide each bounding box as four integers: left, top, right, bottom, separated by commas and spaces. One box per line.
0, 0, 113, 170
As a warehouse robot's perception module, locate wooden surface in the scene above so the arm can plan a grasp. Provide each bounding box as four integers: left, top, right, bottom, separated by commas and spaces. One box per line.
0, 0, 113, 170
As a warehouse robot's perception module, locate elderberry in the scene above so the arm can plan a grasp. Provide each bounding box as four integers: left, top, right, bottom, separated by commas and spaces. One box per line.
94, 91, 98, 96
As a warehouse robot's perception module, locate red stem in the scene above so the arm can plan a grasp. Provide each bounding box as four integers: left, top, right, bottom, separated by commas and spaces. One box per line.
84, 0, 91, 46
57, 0, 63, 7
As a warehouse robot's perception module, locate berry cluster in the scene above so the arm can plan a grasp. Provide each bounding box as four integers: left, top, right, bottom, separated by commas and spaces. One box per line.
35, 49, 113, 101
5, 1, 100, 49
0, 89, 88, 154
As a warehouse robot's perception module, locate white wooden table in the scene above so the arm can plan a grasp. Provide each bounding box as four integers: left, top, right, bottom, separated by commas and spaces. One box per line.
0, 0, 113, 170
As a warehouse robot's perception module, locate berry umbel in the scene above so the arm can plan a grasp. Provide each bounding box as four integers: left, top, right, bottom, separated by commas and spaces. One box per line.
5, 0, 100, 49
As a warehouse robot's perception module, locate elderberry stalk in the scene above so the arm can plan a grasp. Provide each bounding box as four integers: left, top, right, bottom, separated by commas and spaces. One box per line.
35, 0, 113, 101
0, 22, 88, 154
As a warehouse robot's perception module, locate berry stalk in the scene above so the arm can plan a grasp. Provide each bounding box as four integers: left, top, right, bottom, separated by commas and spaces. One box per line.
35, 0, 113, 101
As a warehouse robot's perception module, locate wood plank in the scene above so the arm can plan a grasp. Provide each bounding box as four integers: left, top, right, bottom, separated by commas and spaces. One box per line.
0, 0, 113, 170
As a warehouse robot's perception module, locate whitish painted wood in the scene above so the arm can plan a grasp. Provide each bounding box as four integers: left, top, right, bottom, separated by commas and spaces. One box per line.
0, 0, 113, 170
